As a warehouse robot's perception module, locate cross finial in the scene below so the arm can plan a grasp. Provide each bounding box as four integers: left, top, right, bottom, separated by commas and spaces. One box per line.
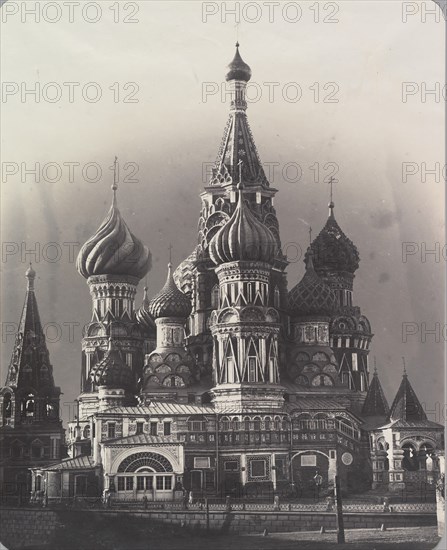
402, 356, 407, 376
112, 156, 118, 204
328, 176, 336, 216
373, 356, 378, 375
309, 226, 312, 246
168, 243, 173, 265
235, 21, 240, 46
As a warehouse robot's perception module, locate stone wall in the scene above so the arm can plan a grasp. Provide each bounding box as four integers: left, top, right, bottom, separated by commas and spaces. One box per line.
0, 507, 437, 548
0, 509, 59, 548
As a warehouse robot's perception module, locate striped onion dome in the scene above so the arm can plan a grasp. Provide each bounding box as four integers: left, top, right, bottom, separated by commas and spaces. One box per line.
89, 340, 134, 390
148, 264, 192, 320
76, 186, 151, 280
136, 286, 156, 331
208, 186, 277, 265
289, 248, 338, 317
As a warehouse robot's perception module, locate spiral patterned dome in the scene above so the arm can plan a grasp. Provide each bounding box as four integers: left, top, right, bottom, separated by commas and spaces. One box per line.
209, 186, 277, 265
76, 188, 151, 280
225, 43, 252, 82
148, 264, 192, 319
136, 286, 156, 331
289, 249, 338, 317
307, 207, 359, 275
89, 341, 134, 390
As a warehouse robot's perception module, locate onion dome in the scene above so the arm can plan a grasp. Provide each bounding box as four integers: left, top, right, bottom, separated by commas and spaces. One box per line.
148, 263, 192, 319
76, 176, 151, 280
89, 340, 134, 390
209, 185, 277, 265
307, 204, 359, 274
289, 248, 338, 317
136, 286, 156, 331
225, 42, 252, 82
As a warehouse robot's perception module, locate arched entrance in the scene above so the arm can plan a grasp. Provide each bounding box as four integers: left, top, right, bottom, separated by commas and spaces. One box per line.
113, 451, 175, 501
291, 451, 331, 499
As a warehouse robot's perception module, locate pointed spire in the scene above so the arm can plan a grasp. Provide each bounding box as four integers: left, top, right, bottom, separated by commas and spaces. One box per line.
361, 363, 390, 417
389, 367, 426, 422
5, 266, 57, 390
210, 46, 268, 187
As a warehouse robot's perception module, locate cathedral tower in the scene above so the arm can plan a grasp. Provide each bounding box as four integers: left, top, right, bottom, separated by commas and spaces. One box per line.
309, 190, 373, 395
175, 44, 288, 377
75, 164, 151, 417
208, 181, 285, 412
0, 266, 64, 493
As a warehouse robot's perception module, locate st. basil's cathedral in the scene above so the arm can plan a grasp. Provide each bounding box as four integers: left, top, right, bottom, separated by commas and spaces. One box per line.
0, 45, 443, 504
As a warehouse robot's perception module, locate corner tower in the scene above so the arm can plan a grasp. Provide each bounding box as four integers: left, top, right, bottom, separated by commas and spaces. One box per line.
0, 266, 64, 492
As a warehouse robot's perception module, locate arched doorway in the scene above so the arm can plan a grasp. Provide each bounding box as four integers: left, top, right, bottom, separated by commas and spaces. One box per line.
114, 451, 175, 501
291, 451, 330, 499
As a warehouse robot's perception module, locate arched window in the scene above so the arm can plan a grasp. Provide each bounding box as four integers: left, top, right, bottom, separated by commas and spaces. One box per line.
232, 417, 240, 431
274, 286, 280, 308
244, 417, 250, 431
31, 440, 43, 458
83, 425, 91, 439
211, 285, 219, 309
3, 393, 12, 423
22, 393, 35, 417
265, 417, 271, 431
220, 416, 230, 431
253, 417, 261, 431
274, 416, 281, 431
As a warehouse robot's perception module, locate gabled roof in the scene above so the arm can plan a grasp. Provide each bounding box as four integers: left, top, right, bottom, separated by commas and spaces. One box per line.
361, 370, 390, 417
389, 373, 426, 422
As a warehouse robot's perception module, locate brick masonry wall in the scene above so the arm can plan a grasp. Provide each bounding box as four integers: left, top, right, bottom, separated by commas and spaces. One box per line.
0, 509, 59, 548
0, 507, 437, 548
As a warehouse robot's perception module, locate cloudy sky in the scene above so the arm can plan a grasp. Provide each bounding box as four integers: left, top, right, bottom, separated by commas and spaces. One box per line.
1, 1, 444, 423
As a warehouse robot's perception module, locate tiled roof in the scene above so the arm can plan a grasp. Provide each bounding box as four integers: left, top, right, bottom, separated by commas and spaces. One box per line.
103, 434, 180, 446
377, 419, 444, 430
286, 397, 351, 411
42, 455, 96, 471
361, 371, 390, 417
105, 402, 215, 417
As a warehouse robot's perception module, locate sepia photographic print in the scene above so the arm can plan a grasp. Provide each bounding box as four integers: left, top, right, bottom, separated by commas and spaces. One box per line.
0, 1, 445, 549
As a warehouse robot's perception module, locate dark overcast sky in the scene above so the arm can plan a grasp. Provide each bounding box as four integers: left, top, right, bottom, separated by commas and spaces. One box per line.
2, 1, 444, 424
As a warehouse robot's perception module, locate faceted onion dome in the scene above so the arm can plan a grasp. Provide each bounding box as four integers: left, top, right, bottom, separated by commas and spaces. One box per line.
307, 206, 359, 274
209, 186, 277, 265
89, 341, 134, 390
76, 185, 151, 280
225, 42, 252, 82
148, 263, 192, 319
136, 286, 156, 330
289, 248, 338, 317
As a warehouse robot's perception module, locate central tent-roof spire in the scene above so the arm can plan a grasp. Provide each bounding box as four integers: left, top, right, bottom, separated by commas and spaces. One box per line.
209, 43, 268, 188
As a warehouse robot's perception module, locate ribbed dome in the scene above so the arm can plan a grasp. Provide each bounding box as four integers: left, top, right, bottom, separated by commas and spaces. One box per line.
76, 189, 151, 280
308, 207, 359, 274
225, 43, 252, 82
289, 249, 338, 317
209, 186, 277, 265
136, 286, 156, 331
89, 341, 134, 390
148, 264, 192, 319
